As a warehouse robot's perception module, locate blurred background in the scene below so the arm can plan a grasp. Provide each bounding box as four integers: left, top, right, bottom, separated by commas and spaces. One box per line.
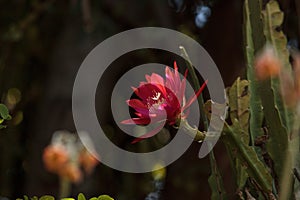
0, 0, 299, 199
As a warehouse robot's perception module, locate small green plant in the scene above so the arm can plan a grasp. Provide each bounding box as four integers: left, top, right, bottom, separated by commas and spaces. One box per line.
0, 103, 11, 129
17, 193, 114, 200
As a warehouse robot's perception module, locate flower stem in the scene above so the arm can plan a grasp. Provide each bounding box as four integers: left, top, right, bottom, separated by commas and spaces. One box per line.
180, 46, 226, 199
278, 107, 300, 200
180, 119, 205, 141
59, 177, 71, 199
179, 46, 208, 130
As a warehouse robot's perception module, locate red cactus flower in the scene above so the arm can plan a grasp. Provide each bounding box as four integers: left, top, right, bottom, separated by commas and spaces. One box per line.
122, 61, 207, 143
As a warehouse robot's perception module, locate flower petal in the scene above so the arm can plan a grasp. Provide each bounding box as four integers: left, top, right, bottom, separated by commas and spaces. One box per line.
134, 83, 163, 102
173, 61, 182, 92
182, 80, 207, 111
121, 118, 150, 125
150, 73, 164, 85
131, 121, 165, 144
179, 78, 186, 105
126, 99, 149, 116
165, 67, 176, 91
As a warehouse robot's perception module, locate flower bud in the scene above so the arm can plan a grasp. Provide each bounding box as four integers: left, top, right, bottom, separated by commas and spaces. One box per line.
254, 46, 282, 80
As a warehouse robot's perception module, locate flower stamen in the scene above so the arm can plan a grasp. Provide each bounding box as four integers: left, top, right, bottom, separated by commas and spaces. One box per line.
152, 92, 161, 100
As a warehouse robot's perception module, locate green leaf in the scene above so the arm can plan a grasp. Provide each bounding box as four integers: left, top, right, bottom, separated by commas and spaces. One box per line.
262, 0, 291, 73
6, 115, 12, 120
0, 125, 6, 129
243, 0, 264, 145
247, 0, 265, 52
260, 0, 291, 183
235, 160, 248, 190
224, 121, 272, 192
203, 101, 228, 199
89, 198, 97, 200
180, 46, 228, 199
97, 195, 114, 200
227, 78, 250, 133
261, 0, 292, 132
179, 46, 208, 130
78, 193, 86, 200
39, 195, 55, 200
0, 104, 10, 120
208, 152, 228, 200
225, 78, 251, 190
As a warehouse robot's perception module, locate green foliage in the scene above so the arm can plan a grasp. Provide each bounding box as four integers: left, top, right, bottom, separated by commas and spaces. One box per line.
203, 78, 274, 198
180, 46, 227, 200
244, 0, 264, 146
261, 1, 293, 184
223, 78, 272, 194
0, 103, 11, 129
241, 0, 299, 199
39, 196, 55, 200
208, 152, 228, 200
0, 104, 10, 120
96, 195, 114, 200
180, 46, 208, 129
223, 120, 272, 193
77, 193, 86, 200
227, 78, 250, 133
17, 196, 38, 200
88, 195, 113, 200
17, 194, 114, 200
262, 0, 291, 72
225, 78, 250, 190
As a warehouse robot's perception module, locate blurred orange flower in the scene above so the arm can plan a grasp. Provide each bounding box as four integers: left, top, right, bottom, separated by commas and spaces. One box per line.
43, 145, 69, 173
79, 150, 99, 174
280, 73, 298, 107
293, 53, 300, 95
280, 53, 300, 107
60, 164, 82, 183
254, 46, 282, 80
43, 131, 100, 184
